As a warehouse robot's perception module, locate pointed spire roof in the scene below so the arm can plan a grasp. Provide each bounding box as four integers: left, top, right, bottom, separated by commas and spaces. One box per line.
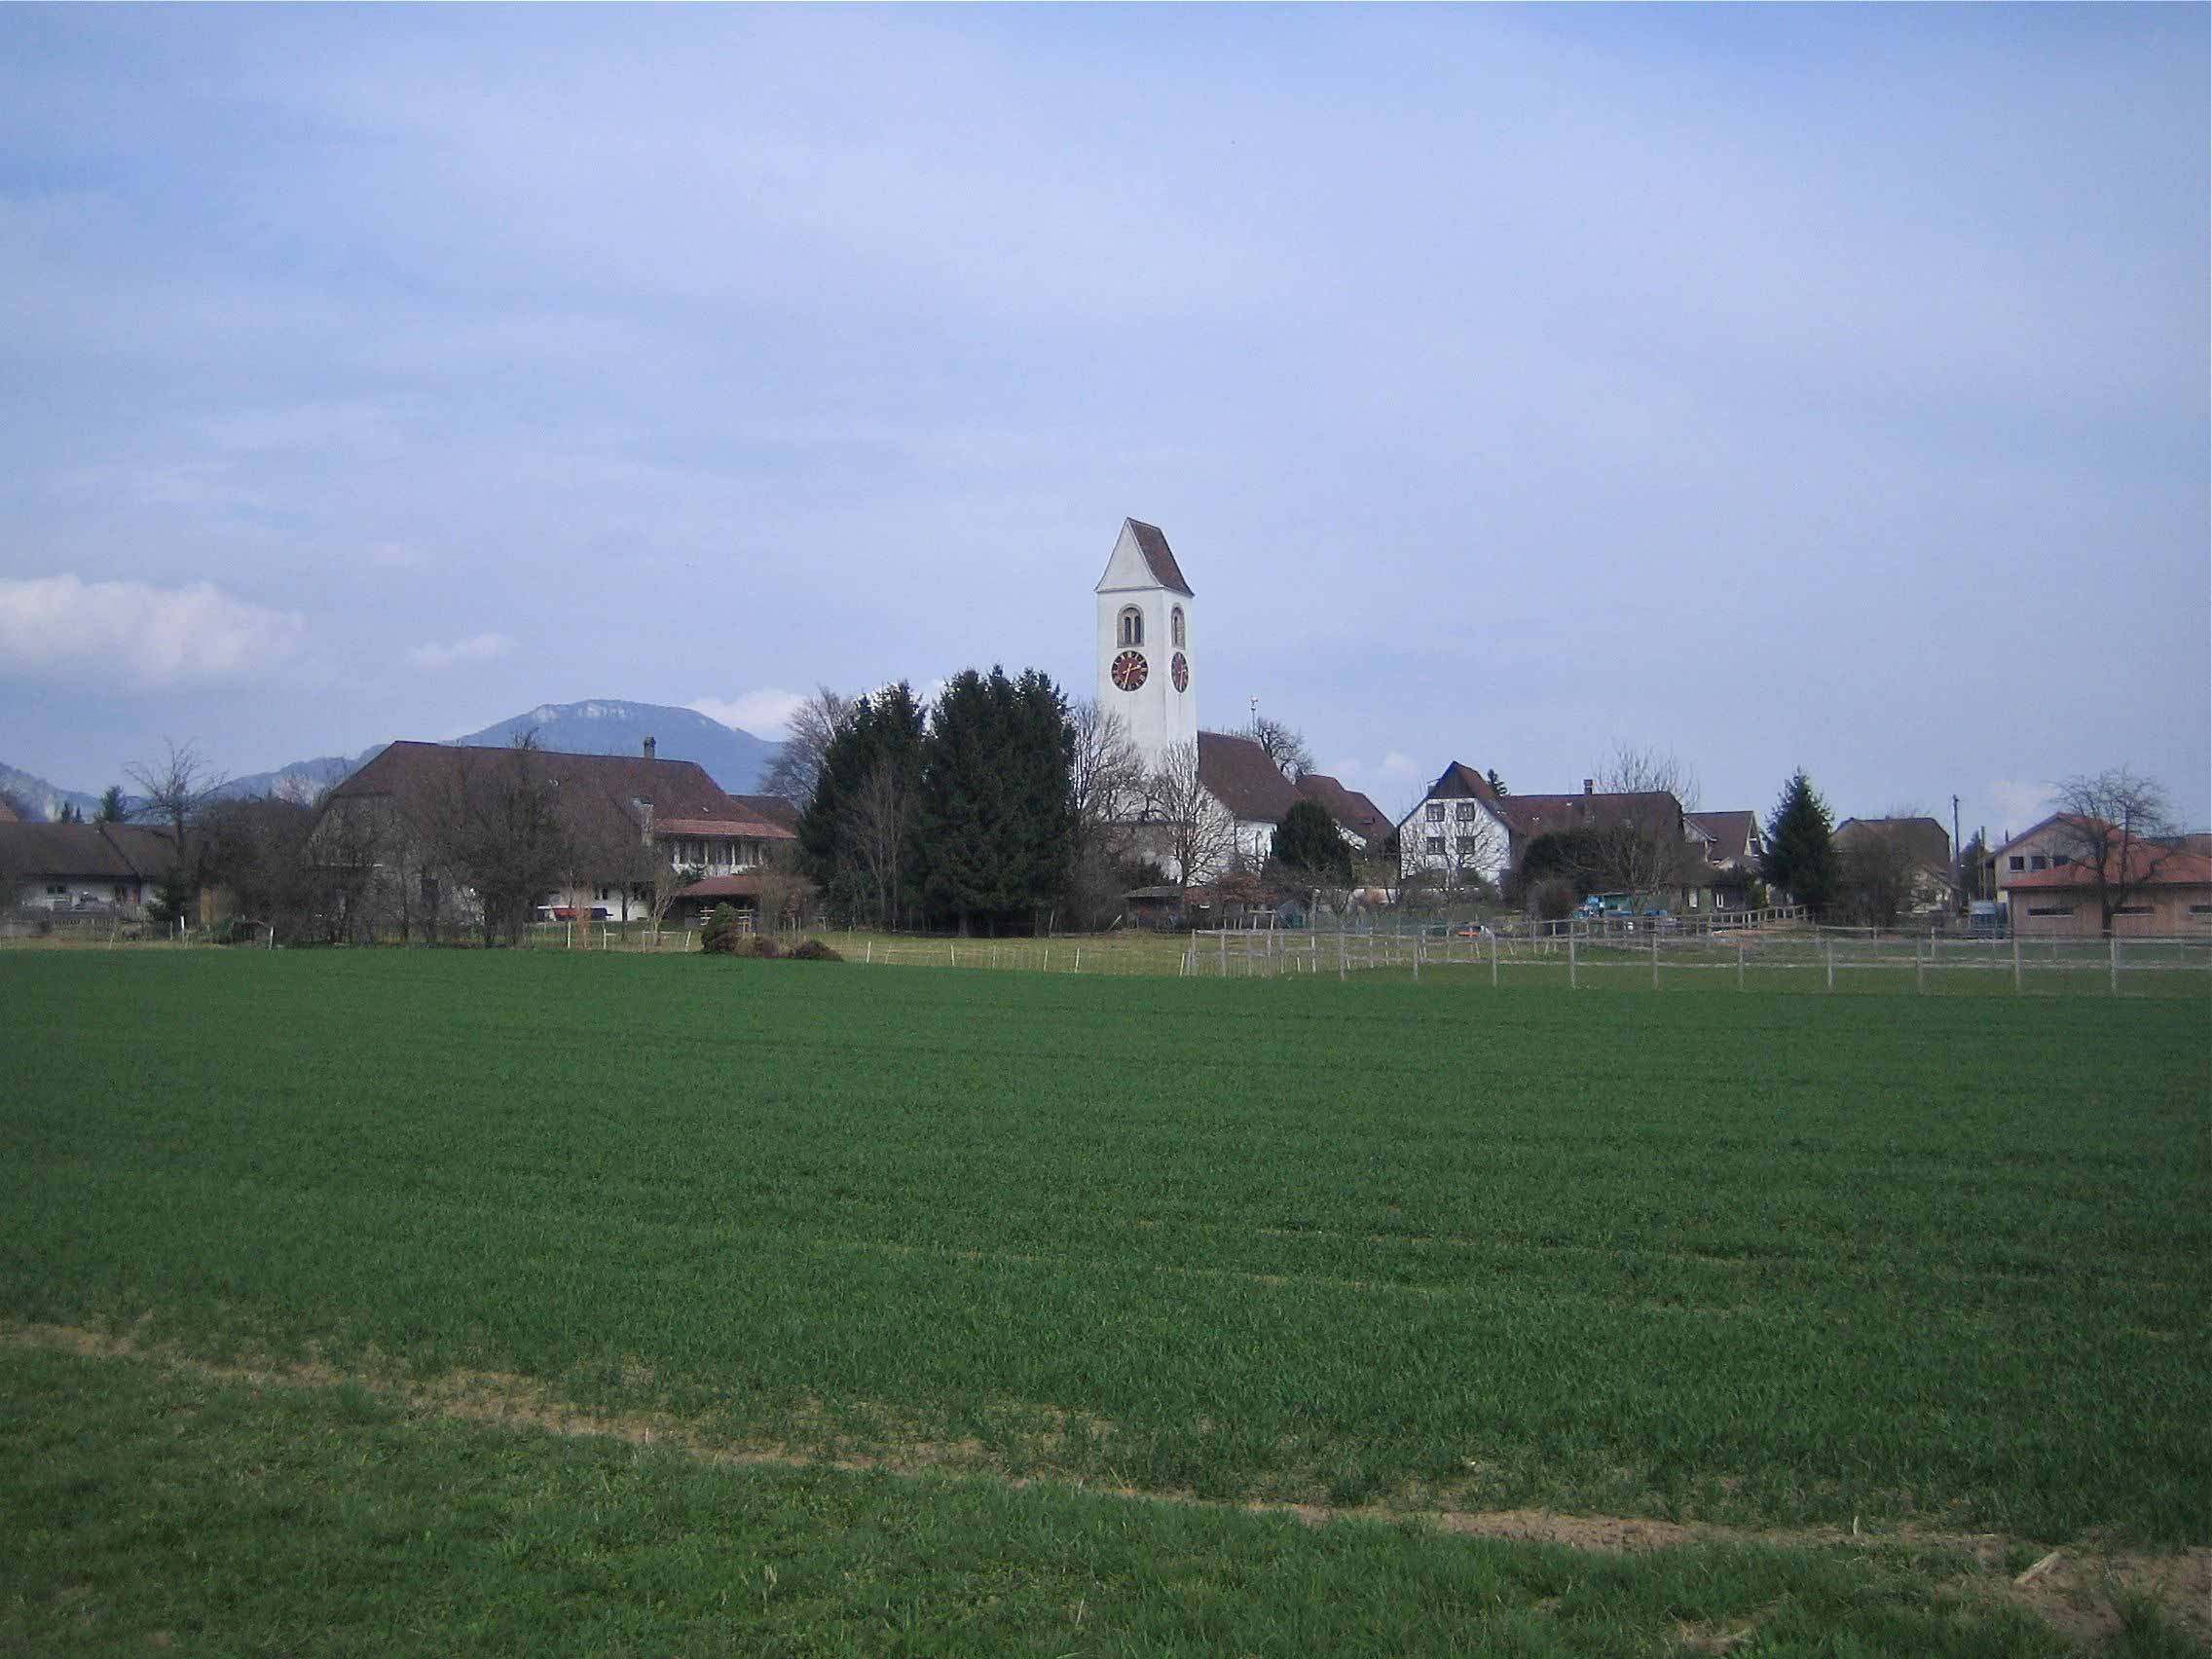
1095, 518, 1195, 597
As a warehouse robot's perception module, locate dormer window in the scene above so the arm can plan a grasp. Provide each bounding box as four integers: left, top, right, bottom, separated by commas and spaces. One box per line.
1171, 607, 1186, 648
1118, 607, 1144, 647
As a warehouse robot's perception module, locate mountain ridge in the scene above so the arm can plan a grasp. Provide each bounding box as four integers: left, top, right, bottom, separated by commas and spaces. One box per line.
1, 699, 783, 819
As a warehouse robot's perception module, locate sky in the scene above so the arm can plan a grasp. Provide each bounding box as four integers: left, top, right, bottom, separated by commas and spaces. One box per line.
2, 4, 2205, 844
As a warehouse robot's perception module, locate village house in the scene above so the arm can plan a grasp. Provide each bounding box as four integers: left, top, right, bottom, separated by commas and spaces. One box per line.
0, 820, 179, 916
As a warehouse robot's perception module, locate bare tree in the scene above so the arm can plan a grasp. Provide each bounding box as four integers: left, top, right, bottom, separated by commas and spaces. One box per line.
1141, 739, 1235, 886
1835, 825, 1923, 929
842, 756, 915, 930
749, 844, 809, 935
1069, 700, 1144, 851
648, 856, 707, 943
759, 686, 853, 808
2049, 769, 2179, 935
1582, 745, 1702, 900
422, 735, 572, 946
127, 738, 229, 853
1250, 715, 1314, 782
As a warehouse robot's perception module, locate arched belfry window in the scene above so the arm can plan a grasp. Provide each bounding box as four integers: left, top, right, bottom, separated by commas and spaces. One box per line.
1171, 607, 1186, 648
1119, 607, 1143, 647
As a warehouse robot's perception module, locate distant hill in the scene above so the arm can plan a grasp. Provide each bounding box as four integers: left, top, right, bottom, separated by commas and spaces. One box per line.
2, 700, 782, 821
451, 700, 780, 794
0, 762, 101, 823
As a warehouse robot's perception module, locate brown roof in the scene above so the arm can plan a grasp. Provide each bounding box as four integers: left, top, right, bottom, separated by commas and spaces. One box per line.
0, 821, 178, 881
1834, 816, 1951, 872
1421, 761, 1503, 805
2007, 845, 2212, 891
318, 741, 768, 851
1493, 790, 1683, 843
656, 816, 794, 842
678, 871, 814, 900
1295, 773, 1388, 845
1687, 810, 1758, 864
727, 794, 801, 835
0, 796, 18, 824
1198, 731, 1299, 823
1126, 519, 1194, 597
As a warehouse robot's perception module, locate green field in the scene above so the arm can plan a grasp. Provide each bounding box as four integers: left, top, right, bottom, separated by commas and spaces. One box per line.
3, 951, 2206, 1653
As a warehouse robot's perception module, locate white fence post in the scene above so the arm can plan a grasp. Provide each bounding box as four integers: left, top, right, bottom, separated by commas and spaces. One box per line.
1737, 942, 1746, 991
2012, 933, 2022, 995
1568, 934, 1578, 990
1491, 930, 1499, 987
1651, 931, 1660, 992
2110, 934, 2120, 997
1825, 940, 1834, 992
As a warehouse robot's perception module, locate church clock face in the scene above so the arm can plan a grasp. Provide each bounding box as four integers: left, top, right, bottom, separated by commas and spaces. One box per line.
1171, 651, 1189, 692
1111, 649, 1149, 691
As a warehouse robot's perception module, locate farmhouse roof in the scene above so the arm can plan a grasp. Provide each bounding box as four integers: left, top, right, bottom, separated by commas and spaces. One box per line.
1686, 810, 1759, 865
0, 821, 178, 880
1295, 773, 1389, 845
1986, 813, 2102, 860
2005, 844, 2211, 891
677, 871, 814, 900
656, 815, 795, 842
1197, 731, 1300, 824
317, 740, 775, 849
1834, 816, 1952, 872
1492, 790, 1683, 843
727, 793, 801, 835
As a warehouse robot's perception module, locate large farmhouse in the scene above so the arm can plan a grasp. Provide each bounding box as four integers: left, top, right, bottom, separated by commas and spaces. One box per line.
311, 739, 798, 929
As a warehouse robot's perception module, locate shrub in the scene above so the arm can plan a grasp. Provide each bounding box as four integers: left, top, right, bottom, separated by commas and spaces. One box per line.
787, 939, 843, 962
742, 935, 785, 959
1530, 877, 1579, 922
700, 904, 744, 954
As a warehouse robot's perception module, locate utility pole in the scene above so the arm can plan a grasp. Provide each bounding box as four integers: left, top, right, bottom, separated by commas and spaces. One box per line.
1952, 793, 1963, 914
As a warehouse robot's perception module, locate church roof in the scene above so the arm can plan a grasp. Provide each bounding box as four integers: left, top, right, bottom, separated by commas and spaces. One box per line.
1295, 773, 1388, 847
1125, 520, 1194, 597
1198, 731, 1299, 825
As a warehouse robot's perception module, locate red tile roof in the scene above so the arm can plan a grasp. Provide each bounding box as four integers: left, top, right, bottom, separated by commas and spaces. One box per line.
2005, 845, 2212, 890
1197, 732, 1299, 823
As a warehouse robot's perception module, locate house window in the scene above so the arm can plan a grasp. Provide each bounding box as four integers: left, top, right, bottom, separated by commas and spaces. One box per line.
2009, 856, 2025, 871
1454, 802, 1478, 823
1424, 802, 1445, 823
2191, 904, 2211, 915
46, 883, 65, 896
2026, 905, 2074, 917
1171, 607, 1186, 647
1118, 607, 1144, 647
2114, 905, 2154, 916
1424, 836, 1445, 856
2030, 856, 2048, 871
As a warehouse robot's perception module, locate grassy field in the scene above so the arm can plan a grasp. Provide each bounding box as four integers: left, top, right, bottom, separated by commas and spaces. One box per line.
3, 950, 2205, 1652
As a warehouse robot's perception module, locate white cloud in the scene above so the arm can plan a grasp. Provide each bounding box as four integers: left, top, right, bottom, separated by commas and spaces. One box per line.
404, 631, 515, 670
1382, 752, 1419, 778
689, 689, 805, 736
0, 573, 305, 688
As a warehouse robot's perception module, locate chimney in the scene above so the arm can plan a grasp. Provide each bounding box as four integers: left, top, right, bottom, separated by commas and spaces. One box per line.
1583, 778, 1594, 795
643, 737, 656, 761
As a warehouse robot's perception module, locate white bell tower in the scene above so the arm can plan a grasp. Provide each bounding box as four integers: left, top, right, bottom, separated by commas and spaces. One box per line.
1094, 518, 1197, 775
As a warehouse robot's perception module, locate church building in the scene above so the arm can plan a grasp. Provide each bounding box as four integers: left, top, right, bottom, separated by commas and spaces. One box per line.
1093, 518, 1384, 883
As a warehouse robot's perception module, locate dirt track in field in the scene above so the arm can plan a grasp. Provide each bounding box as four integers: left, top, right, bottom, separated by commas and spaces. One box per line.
8, 1321, 2205, 1650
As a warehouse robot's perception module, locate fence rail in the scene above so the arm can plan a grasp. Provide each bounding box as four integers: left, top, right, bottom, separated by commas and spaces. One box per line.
1186, 927, 2212, 996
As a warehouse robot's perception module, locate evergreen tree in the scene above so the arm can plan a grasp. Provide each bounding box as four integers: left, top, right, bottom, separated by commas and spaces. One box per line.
96, 786, 128, 823
1271, 799, 1354, 883
1760, 768, 1838, 914
912, 667, 1074, 934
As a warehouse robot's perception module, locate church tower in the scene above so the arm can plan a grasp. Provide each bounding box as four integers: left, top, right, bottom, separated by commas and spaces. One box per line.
1094, 518, 1197, 774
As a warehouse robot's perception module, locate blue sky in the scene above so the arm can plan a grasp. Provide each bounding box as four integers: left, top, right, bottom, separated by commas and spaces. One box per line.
2, 4, 2205, 841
